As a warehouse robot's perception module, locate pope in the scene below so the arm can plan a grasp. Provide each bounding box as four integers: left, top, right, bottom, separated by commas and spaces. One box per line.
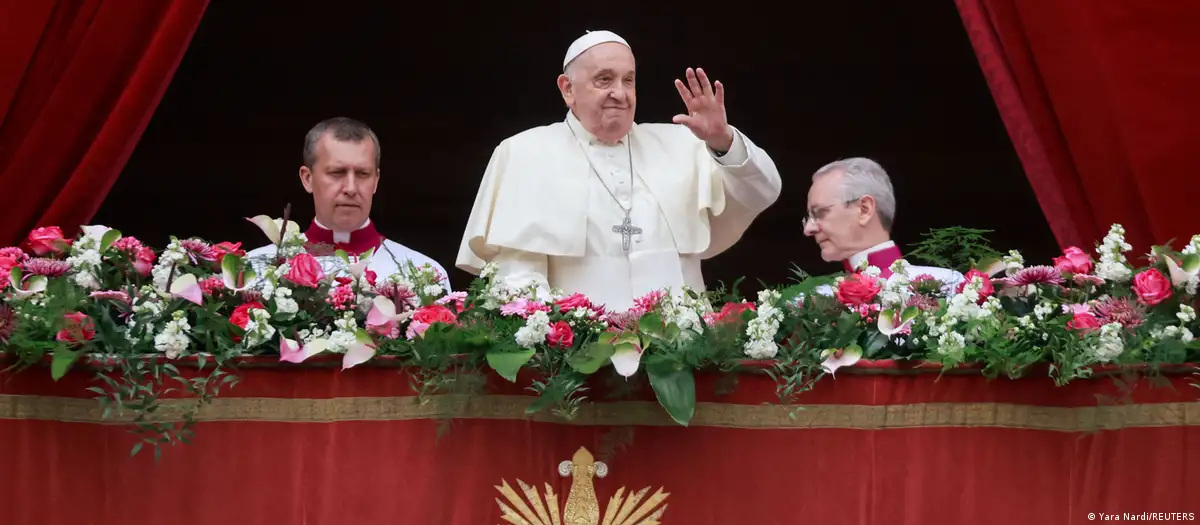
456, 30, 782, 311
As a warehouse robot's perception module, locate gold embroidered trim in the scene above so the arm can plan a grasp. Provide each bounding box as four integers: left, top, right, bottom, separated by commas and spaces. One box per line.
1, 394, 1198, 431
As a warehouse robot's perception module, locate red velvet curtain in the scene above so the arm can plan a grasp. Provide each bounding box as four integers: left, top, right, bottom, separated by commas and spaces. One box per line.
955, 0, 1200, 253
0, 0, 208, 246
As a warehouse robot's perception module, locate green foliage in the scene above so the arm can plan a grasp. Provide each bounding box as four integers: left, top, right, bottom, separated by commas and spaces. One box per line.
906, 227, 1003, 273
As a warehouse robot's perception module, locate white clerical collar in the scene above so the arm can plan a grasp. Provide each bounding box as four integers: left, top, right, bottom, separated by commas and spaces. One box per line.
314, 218, 370, 243
848, 240, 896, 269
566, 110, 629, 146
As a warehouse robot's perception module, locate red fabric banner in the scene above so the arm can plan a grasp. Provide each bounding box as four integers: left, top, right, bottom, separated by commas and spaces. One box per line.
0, 0, 208, 245
954, 0, 1200, 253
1, 360, 1197, 524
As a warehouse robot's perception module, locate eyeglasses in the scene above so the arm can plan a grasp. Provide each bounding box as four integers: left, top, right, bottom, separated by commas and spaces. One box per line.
802, 197, 862, 227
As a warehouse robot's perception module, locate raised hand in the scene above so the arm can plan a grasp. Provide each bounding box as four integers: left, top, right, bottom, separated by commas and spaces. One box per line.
672, 67, 734, 152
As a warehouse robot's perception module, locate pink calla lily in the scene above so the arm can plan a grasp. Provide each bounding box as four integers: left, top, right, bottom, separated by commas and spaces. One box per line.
821, 347, 862, 377
169, 273, 203, 305
342, 329, 377, 370
279, 336, 328, 364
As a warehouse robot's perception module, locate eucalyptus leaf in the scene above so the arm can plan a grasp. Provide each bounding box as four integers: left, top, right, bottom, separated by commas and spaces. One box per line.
486, 348, 537, 382
646, 362, 696, 426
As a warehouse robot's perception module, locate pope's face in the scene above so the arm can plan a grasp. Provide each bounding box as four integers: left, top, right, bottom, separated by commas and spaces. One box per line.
803, 170, 867, 262
299, 134, 379, 232
559, 43, 636, 143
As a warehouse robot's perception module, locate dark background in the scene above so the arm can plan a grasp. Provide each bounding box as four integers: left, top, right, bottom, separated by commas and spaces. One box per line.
93, 0, 1059, 291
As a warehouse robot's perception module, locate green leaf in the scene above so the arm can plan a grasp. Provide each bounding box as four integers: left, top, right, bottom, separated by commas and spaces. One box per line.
646, 362, 696, 426
50, 348, 83, 381
485, 348, 537, 382
130, 442, 143, 457
1183, 253, 1200, 274
567, 342, 615, 375
100, 228, 123, 253
638, 312, 663, 336
335, 249, 350, 264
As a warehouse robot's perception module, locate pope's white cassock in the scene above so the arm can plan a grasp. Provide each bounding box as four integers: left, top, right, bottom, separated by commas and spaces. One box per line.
456, 109, 782, 311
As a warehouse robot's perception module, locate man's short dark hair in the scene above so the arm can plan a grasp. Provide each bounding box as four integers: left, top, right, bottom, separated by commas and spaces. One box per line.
302, 117, 381, 168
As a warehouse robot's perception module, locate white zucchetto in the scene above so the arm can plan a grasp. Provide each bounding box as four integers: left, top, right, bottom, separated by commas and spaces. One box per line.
562, 30, 630, 70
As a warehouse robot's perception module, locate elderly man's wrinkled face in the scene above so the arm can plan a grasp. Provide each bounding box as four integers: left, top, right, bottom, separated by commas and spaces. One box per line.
803, 170, 869, 262
299, 133, 379, 232
558, 43, 636, 143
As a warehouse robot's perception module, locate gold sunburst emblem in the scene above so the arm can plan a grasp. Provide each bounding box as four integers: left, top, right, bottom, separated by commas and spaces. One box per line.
494, 447, 669, 525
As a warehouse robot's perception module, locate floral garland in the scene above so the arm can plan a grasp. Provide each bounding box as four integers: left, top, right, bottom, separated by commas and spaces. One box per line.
1, 218, 1199, 457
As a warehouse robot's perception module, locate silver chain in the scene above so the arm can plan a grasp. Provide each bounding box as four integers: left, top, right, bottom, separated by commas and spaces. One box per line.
566, 119, 634, 214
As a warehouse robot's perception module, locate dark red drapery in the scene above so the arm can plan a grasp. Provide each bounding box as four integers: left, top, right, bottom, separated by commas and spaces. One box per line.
1, 360, 1197, 524
955, 0, 1200, 253
0, 0, 208, 246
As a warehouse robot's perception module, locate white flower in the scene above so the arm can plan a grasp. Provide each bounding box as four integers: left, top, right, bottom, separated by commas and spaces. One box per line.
153, 311, 192, 358
422, 284, 443, 297
480, 262, 499, 279
1089, 322, 1124, 362
241, 307, 276, 348
1003, 250, 1025, 275
1178, 305, 1196, 324
151, 239, 189, 291
274, 287, 298, 316
1094, 224, 1133, 283
743, 290, 783, 359
515, 310, 551, 348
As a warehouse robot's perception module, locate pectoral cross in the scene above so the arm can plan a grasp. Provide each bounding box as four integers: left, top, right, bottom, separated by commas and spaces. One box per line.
612, 214, 642, 253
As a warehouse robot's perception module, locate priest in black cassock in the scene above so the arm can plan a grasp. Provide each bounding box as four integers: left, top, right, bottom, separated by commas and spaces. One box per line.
246, 117, 450, 289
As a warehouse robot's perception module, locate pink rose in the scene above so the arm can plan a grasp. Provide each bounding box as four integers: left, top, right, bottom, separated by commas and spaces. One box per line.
1053, 246, 1094, 275
284, 253, 325, 288
412, 304, 458, 326
1067, 311, 1102, 332
704, 301, 756, 326
545, 321, 575, 348
55, 312, 95, 345
132, 246, 156, 277
1132, 269, 1172, 306
955, 269, 995, 304
26, 227, 67, 256
835, 273, 881, 306
555, 293, 593, 311
0, 253, 22, 286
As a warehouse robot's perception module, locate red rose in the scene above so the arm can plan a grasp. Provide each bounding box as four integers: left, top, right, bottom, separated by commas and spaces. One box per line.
26, 227, 67, 256
1067, 311, 1102, 332
229, 301, 266, 342
55, 312, 95, 344
364, 269, 377, 287
411, 304, 458, 326
212, 242, 246, 263
955, 269, 994, 304
1132, 269, 1172, 306
545, 321, 574, 348
284, 253, 325, 288
555, 293, 593, 311
835, 273, 881, 306
1053, 246, 1094, 275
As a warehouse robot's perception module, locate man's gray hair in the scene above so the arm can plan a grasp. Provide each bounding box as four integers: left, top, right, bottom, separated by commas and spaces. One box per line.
813, 157, 896, 231
302, 117, 381, 168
